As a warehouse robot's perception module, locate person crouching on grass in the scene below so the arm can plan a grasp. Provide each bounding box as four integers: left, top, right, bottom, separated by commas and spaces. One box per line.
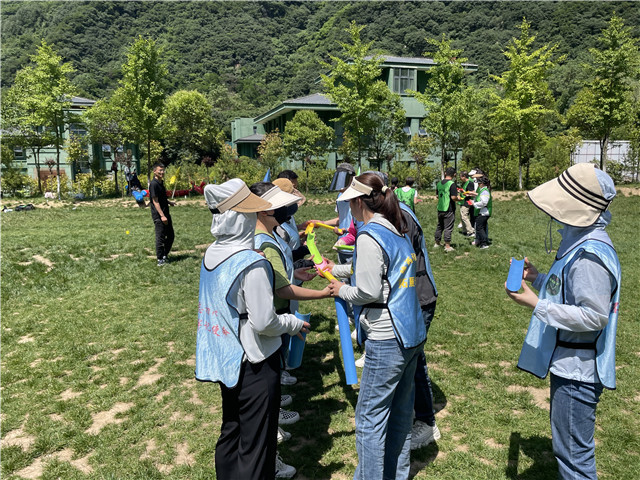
506, 163, 621, 480
196, 179, 310, 480
326, 173, 426, 480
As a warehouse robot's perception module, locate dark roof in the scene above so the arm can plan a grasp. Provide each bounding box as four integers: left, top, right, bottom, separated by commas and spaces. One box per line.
255, 93, 337, 124
70, 96, 97, 107
234, 133, 264, 144
373, 55, 477, 71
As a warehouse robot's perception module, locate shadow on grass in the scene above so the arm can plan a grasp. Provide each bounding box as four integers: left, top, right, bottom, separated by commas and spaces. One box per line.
507, 432, 556, 479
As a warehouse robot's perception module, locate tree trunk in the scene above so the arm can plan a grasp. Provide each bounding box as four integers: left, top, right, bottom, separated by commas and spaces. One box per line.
600, 137, 609, 173
147, 136, 152, 183
416, 159, 422, 189
55, 126, 62, 200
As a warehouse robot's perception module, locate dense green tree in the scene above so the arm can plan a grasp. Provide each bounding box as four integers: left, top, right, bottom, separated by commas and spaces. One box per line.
407, 134, 434, 188
158, 90, 222, 165
257, 129, 286, 175
491, 19, 561, 190
283, 110, 334, 193
411, 34, 472, 176
567, 15, 640, 172
7, 40, 77, 199
116, 36, 168, 178
321, 22, 403, 170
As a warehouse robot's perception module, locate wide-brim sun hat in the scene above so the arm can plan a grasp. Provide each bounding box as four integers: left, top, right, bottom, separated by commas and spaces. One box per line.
272, 177, 295, 194
204, 179, 271, 213
527, 163, 616, 227
338, 177, 389, 202
260, 185, 300, 210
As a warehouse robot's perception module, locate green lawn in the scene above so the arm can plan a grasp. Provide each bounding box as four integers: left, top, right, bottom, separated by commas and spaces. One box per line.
1, 192, 639, 479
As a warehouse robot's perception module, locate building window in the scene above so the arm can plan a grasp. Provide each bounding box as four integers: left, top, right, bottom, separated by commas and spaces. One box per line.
393, 68, 415, 94
13, 146, 25, 159
102, 145, 112, 157
69, 124, 87, 137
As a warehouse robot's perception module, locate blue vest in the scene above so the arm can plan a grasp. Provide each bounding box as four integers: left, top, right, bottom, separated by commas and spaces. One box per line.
281, 217, 302, 251
352, 222, 426, 349
399, 202, 438, 298
517, 240, 621, 389
195, 250, 274, 388
255, 232, 294, 283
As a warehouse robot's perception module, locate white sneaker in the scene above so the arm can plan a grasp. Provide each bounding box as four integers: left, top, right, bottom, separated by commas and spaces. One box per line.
410, 421, 441, 450
355, 353, 366, 368
275, 453, 296, 478
351, 328, 358, 341
433, 243, 441, 248
281, 370, 297, 386
279, 408, 300, 425
280, 394, 292, 407
457, 222, 463, 228
444, 245, 455, 253
277, 426, 291, 443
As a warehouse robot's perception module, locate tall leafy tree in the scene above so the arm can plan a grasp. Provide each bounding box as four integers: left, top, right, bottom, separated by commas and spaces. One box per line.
158, 90, 222, 165
407, 134, 434, 188
411, 34, 471, 176
283, 110, 334, 193
567, 15, 640, 172
7, 40, 77, 198
116, 36, 168, 178
321, 21, 404, 170
257, 129, 286, 174
491, 18, 561, 189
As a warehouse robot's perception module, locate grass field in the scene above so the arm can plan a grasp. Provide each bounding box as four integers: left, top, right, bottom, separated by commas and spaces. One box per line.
1, 191, 639, 480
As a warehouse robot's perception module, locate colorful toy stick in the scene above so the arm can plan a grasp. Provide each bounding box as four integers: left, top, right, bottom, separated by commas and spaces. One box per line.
334, 244, 355, 251
312, 222, 344, 234
305, 223, 358, 385
170, 167, 181, 199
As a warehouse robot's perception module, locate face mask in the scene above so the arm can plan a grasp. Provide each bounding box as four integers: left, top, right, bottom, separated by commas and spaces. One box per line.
273, 206, 291, 225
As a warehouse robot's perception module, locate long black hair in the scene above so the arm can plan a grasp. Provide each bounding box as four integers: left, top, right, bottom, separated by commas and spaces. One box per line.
356, 173, 407, 234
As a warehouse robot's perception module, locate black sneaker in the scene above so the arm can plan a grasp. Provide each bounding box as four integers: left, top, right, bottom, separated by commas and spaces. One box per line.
163, 255, 169, 264
157, 259, 166, 266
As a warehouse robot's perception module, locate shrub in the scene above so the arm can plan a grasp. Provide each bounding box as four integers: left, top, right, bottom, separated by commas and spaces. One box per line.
295, 166, 335, 193
43, 175, 71, 198
210, 156, 263, 186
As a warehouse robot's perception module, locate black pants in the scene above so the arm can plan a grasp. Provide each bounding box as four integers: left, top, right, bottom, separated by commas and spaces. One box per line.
153, 215, 174, 260
215, 351, 281, 480
435, 211, 455, 243
475, 215, 490, 247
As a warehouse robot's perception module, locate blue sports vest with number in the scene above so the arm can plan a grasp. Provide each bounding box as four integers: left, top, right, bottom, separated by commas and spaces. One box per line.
352, 222, 425, 349
399, 202, 438, 298
255, 232, 294, 283
517, 240, 621, 389
195, 250, 274, 388
281, 217, 302, 251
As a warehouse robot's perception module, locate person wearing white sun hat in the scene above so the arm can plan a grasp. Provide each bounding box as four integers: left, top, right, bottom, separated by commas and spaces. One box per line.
326, 173, 426, 480
196, 179, 311, 480
506, 163, 621, 480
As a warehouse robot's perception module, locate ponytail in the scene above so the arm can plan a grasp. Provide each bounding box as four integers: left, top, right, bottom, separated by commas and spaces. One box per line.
357, 173, 407, 234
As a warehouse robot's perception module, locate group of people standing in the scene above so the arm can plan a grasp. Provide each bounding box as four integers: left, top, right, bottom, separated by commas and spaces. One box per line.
145, 159, 619, 480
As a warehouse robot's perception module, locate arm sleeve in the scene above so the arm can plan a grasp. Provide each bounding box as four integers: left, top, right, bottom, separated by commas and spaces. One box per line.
262, 245, 291, 289
242, 263, 304, 336
473, 190, 490, 209
337, 234, 384, 305
449, 183, 458, 198
532, 253, 614, 332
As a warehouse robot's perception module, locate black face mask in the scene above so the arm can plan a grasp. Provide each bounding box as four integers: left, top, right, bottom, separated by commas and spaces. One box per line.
273, 206, 291, 225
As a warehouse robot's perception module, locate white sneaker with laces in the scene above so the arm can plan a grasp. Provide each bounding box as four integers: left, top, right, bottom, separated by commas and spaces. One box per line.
279, 408, 300, 425
280, 370, 297, 385
275, 453, 296, 478
280, 394, 292, 407
277, 426, 291, 443
410, 421, 441, 450
355, 353, 366, 368
433, 243, 441, 248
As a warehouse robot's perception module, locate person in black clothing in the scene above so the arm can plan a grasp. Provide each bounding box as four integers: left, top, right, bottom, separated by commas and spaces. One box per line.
149, 162, 176, 266
434, 167, 462, 252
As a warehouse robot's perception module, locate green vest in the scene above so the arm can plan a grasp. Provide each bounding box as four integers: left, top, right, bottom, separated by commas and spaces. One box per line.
457, 179, 472, 206
436, 180, 454, 212
473, 187, 492, 216
395, 187, 416, 211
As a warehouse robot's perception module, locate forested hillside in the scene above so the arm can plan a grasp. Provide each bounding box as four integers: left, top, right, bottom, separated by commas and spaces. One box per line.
2, 0, 639, 119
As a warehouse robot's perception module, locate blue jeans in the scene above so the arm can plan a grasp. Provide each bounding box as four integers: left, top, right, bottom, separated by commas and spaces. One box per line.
414, 303, 436, 425
354, 338, 423, 480
550, 373, 603, 480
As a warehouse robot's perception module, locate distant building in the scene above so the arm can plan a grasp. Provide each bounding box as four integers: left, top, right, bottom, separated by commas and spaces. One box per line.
3, 96, 140, 185
231, 56, 478, 169
571, 140, 635, 180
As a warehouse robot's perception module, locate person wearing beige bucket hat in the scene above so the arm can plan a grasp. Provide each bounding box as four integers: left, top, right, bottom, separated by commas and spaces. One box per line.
506, 163, 621, 480
196, 179, 311, 480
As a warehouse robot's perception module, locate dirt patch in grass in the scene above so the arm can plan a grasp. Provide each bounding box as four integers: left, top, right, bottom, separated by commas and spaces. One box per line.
33, 254, 54, 271
136, 358, 165, 387
85, 402, 135, 435
60, 389, 82, 401
155, 390, 171, 402
17, 335, 35, 344
507, 385, 549, 410
175, 441, 195, 467
15, 449, 93, 478
484, 438, 504, 449
1, 422, 35, 451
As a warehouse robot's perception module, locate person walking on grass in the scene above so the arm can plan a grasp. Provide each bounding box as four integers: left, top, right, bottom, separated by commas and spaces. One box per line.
457, 171, 475, 238
197, 179, 310, 480
506, 163, 620, 480
149, 162, 175, 266
471, 175, 492, 249
395, 176, 418, 212
326, 173, 426, 480
434, 167, 462, 252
